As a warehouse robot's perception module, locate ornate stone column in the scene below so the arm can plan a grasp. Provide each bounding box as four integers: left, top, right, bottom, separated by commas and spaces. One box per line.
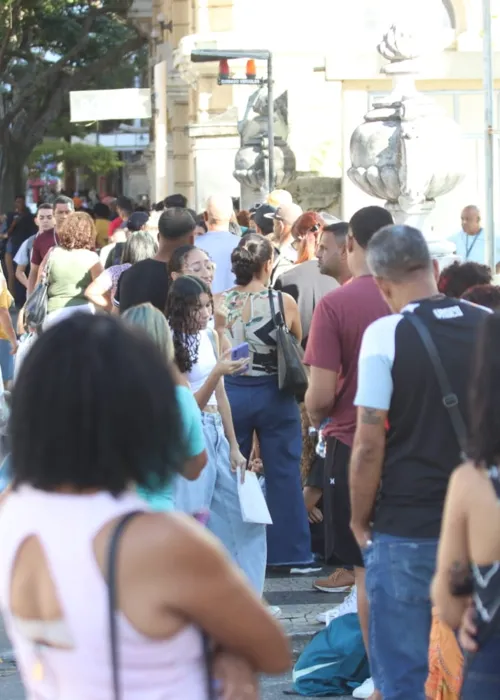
348, 24, 465, 264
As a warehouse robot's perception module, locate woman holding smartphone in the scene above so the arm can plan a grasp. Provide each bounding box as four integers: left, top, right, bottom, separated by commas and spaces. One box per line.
166, 275, 267, 594
222, 233, 314, 570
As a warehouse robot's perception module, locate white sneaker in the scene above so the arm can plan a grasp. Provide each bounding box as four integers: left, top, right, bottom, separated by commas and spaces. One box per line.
324, 586, 358, 626
352, 677, 375, 698
289, 566, 323, 575
315, 585, 358, 624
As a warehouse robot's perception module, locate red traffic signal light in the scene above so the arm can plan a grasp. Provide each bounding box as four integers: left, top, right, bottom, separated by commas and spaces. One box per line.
219, 59, 230, 79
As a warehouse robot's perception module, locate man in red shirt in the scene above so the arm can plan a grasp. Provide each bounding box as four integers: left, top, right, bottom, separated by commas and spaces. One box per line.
108, 196, 133, 239
27, 196, 74, 295
304, 206, 393, 700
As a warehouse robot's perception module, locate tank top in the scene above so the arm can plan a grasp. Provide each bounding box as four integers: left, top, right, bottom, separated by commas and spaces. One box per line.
470, 466, 500, 647
223, 289, 278, 377
47, 247, 99, 313
186, 329, 218, 406
0, 486, 207, 699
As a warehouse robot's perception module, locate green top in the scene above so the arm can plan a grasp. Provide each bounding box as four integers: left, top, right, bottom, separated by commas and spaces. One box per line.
47, 248, 99, 313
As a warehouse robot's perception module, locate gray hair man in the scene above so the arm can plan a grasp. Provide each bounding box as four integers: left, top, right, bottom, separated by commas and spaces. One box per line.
349, 224, 490, 700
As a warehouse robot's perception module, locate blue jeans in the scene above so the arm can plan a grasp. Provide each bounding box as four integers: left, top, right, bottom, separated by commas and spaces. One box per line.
364, 533, 438, 699
462, 632, 500, 698
174, 412, 267, 595
225, 374, 312, 566
0, 339, 14, 382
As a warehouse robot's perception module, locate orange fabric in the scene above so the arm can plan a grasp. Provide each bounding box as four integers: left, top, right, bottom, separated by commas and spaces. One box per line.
426, 609, 463, 700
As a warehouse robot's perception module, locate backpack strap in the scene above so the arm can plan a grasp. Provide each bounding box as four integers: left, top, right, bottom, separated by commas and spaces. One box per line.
404, 312, 467, 460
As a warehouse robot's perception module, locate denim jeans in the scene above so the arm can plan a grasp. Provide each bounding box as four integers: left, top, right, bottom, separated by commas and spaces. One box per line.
364, 533, 438, 700
225, 374, 312, 566
462, 632, 500, 698
0, 339, 14, 382
174, 412, 267, 595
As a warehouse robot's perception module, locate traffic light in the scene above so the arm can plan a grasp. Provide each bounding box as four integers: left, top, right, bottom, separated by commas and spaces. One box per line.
246, 60, 256, 79
219, 59, 230, 80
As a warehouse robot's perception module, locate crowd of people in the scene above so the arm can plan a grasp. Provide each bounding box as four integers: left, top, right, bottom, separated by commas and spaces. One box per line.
0, 187, 499, 699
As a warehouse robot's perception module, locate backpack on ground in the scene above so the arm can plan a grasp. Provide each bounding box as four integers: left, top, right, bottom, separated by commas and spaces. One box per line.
292, 613, 369, 696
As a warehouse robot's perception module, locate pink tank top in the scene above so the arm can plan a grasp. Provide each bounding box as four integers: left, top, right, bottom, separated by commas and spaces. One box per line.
0, 486, 207, 699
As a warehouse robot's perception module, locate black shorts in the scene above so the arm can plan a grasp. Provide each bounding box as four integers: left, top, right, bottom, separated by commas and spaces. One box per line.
305, 454, 324, 490
323, 436, 364, 568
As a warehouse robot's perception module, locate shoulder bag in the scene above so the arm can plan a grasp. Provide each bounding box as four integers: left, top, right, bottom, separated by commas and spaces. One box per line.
268, 289, 308, 400
404, 312, 467, 460
25, 248, 55, 331
107, 511, 216, 700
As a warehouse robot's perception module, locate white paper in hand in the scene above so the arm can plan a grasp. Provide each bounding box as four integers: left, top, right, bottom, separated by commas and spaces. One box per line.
236, 468, 273, 525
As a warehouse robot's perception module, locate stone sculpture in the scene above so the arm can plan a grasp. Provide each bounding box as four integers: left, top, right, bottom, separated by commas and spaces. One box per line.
234, 86, 296, 195
348, 22, 465, 263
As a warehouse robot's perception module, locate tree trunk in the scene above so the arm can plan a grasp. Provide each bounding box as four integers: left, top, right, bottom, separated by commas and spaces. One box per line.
0, 136, 27, 214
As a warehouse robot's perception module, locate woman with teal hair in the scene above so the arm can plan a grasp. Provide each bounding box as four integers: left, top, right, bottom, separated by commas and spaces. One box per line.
122, 303, 207, 511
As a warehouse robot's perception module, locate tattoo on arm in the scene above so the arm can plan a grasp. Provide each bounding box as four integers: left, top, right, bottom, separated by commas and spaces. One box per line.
361, 408, 383, 425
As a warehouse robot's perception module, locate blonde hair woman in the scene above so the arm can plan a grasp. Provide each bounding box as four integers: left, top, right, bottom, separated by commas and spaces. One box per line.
122, 303, 207, 509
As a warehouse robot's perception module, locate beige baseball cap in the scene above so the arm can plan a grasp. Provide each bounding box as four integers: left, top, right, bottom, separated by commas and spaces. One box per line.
264, 202, 303, 227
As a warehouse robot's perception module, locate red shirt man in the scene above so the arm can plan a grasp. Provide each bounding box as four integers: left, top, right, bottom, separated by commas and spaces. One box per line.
28, 196, 74, 296
304, 206, 392, 574
108, 196, 133, 239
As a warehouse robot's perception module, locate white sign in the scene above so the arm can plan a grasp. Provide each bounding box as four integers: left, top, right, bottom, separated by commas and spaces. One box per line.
70, 88, 152, 123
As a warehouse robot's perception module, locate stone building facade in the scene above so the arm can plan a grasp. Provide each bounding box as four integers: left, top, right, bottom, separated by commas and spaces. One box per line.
133, 0, 499, 235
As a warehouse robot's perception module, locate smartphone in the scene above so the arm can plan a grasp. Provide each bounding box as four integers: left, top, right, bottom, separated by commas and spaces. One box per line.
231, 342, 249, 375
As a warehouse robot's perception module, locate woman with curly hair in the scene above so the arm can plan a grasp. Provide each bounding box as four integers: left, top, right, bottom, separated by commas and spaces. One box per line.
38, 212, 103, 329
166, 275, 267, 593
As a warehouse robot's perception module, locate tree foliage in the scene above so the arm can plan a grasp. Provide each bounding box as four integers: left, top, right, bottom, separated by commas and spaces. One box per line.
28, 140, 123, 178
0, 0, 147, 209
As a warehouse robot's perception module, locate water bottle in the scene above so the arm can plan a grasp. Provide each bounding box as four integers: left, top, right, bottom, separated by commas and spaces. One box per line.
316, 419, 332, 459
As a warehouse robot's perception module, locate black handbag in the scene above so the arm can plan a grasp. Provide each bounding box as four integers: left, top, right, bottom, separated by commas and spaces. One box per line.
107, 511, 216, 700
268, 288, 308, 399
25, 251, 53, 330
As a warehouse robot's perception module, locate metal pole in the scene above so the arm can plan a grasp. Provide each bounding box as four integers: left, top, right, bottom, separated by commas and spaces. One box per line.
267, 53, 275, 194
483, 0, 495, 269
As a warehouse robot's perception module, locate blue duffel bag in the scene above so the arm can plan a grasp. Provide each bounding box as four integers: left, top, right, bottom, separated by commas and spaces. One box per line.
292, 613, 369, 696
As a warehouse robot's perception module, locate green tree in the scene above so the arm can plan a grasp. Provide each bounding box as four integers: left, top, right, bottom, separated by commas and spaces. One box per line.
28, 140, 123, 180
0, 0, 146, 211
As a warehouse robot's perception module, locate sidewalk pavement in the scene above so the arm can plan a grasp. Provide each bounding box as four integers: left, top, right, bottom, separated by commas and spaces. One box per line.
264, 567, 345, 640
262, 567, 355, 700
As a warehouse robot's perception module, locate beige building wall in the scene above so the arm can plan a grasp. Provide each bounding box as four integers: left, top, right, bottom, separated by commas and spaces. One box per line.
143, 0, 500, 221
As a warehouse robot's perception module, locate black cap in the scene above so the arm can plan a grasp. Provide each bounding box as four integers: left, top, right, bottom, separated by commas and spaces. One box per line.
126, 211, 149, 232
251, 204, 276, 235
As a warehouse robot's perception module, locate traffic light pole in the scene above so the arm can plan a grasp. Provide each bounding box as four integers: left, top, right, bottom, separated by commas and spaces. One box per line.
190, 48, 275, 195
267, 53, 275, 194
